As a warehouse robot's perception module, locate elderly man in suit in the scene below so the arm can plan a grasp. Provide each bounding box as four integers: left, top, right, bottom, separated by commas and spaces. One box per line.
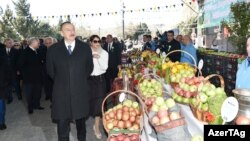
18, 37, 44, 114
46, 22, 93, 141
103, 34, 122, 93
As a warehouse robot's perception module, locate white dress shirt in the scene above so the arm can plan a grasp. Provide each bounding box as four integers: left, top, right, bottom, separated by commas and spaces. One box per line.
29, 46, 37, 53
6, 48, 11, 54
65, 40, 76, 51
91, 48, 109, 76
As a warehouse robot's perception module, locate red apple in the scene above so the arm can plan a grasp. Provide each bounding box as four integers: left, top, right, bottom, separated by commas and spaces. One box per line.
117, 121, 125, 129
122, 112, 130, 121
125, 120, 132, 128
151, 116, 160, 125
124, 137, 131, 141
105, 114, 110, 121
117, 134, 125, 141
109, 136, 117, 141
129, 116, 136, 123
123, 106, 129, 112
160, 116, 170, 124
132, 124, 140, 130
109, 111, 115, 119
130, 110, 137, 117
116, 112, 122, 120
235, 115, 250, 125
169, 112, 181, 120
157, 109, 168, 119
135, 109, 140, 116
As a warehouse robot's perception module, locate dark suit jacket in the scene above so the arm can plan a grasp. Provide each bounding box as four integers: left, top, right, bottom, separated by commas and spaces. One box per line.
161, 39, 181, 62
103, 42, 121, 79
18, 47, 43, 84
0, 48, 5, 98
0, 47, 19, 82
46, 39, 93, 120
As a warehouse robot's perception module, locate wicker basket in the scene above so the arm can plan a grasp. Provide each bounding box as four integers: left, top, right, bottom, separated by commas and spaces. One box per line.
137, 73, 164, 101
190, 74, 225, 123
101, 90, 145, 135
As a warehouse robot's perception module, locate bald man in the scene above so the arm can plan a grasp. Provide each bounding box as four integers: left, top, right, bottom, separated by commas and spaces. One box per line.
180, 35, 197, 66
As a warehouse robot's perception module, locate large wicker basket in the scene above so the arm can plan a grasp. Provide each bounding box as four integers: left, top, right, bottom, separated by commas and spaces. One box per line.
101, 90, 145, 135
190, 74, 225, 123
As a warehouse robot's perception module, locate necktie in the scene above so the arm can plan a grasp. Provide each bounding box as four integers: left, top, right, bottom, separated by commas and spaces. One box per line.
68, 45, 72, 55
108, 44, 110, 52
7, 49, 10, 55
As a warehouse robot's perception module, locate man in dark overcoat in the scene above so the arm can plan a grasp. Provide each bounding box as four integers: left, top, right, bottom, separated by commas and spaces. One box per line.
46, 22, 93, 141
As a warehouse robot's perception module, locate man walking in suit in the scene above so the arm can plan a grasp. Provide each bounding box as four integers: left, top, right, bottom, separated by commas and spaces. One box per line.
103, 34, 122, 93
18, 37, 44, 114
1, 38, 21, 104
46, 22, 93, 141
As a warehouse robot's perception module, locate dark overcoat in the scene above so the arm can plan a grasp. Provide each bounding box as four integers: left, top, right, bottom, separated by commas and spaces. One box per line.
46, 39, 93, 120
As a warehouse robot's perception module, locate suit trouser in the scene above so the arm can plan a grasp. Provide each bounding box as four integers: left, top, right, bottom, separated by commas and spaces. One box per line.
0, 99, 5, 124
23, 83, 42, 111
6, 78, 21, 101
57, 118, 86, 141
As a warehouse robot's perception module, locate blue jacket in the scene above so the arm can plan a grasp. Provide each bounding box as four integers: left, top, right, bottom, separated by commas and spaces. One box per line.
236, 59, 250, 89
180, 43, 197, 66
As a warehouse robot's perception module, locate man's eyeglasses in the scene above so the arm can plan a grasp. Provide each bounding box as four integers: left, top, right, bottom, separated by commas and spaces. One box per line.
14, 44, 20, 46
92, 40, 101, 43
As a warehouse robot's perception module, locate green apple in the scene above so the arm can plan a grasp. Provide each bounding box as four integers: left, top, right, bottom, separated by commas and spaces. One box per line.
151, 104, 159, 112
191, 98, 198, 107
206, 90, 216, 97
165, 98, 176, 108
159, 104, 168, 110
151, 79, 157, 84
176, 96, 183, 103
155, 97, 165, 106
183, 84, 190, 91
199, 93, 208, 103
201, 85, 209, 93
132, 102, 139, 109
189, 85, 197, 93
183, 98, 190, 104
147, 82, 152, 88
201, 103, 208, 111
209, 84, 216, 89
171, 76, 177, 82
215, 87, 225, 95
172, 93, 178, 99
123, 99, 132, 107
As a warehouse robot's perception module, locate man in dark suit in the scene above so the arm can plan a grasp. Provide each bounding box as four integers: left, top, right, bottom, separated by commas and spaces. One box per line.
161, 30, 181, 62
1, 39, 21, 104
18, 37, 44, 114
0, 44, 7, 130
46, 22, 93, 141
103, 34, 121, 93
41, 37, 54, 101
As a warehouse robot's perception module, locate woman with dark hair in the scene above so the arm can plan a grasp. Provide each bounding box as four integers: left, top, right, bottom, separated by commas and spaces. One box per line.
88, 35, 108, 139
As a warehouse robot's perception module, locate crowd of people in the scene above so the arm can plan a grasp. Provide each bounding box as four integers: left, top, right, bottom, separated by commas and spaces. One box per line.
1, 21, 249, 141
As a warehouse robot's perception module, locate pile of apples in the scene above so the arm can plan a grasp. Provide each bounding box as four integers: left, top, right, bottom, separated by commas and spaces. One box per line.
148, 97, 182, 126
164, 62, 196, 84
108, 134, 140, 141
104, 100, 141, 132
138, 79, 163, 98
172, 76, 204, 104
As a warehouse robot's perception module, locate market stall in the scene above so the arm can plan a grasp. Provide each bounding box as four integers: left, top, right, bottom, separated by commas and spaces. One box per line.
103, 49, 249, 141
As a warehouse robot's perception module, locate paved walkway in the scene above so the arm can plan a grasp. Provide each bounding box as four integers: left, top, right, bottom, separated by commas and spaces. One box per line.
0, 95, 107, 141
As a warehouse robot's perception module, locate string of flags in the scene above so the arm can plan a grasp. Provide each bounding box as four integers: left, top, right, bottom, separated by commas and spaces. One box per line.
9, 1, 196, 20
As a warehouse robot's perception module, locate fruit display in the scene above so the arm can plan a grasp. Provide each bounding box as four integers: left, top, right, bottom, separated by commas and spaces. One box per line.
164, 62, 196, 84
138, 78, 163, 99
172, 76, 205, 104
190, 81, 227, 124
103, 99, 142, 133
108, 134, 140, 141
117, 68, 133, 79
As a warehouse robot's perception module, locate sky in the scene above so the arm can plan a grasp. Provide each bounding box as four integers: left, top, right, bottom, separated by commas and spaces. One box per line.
0, 0, 191, 28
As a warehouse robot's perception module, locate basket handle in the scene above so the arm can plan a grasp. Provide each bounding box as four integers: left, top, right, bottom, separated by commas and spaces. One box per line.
204, 74, 225, 89
164, 50, 197, 67
138, 73, 163, 84
101, 90, 145, 116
